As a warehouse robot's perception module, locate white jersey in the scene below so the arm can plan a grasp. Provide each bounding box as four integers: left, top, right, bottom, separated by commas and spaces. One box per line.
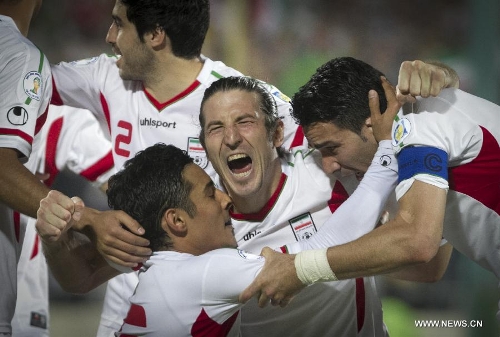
50, 54, 304, 337
117, 143, 397, 337
391, 89, 500, 318
0, 15, 52, 335
232, 143, 397, 337
51, 54, 303, 177
12, 105, 113, 337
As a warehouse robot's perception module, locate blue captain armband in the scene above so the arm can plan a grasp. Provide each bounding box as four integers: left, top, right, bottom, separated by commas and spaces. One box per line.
397, 146, 448, 183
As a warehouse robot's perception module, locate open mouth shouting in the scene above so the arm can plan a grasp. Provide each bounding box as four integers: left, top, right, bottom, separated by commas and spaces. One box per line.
227, 153, 252, 177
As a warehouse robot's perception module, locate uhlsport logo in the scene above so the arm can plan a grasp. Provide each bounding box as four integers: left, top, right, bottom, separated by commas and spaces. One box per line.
7, 106, 28, 125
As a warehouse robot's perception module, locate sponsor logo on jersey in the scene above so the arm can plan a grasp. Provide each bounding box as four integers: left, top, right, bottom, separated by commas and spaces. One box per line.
289, 213, 317, 241
237, 249, 263, 260
23, 71, 42, 101
188, 137, 208, 169
69, 56, 99, 66
242, 230, 261, 241
7, 106, 28, 125
139, 118, 177, 129
392, 117, 411, 147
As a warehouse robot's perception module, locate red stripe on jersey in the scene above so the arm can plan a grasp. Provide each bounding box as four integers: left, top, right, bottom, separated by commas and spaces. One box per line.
123, 303, 147, 328
79, 150, 114, 182
288, 125, 305, 150
30, 234, 40, 260
99, 93, 112, 134
144, 80, 201, 111
230, 173, 287, 222
13, 211, 20, 242
448, 126, 500, 216
328, 180, 349, 213
0, 128, 33, 145
356, 278, 366, 332
50, 77, 63, 105
44, 117, 64, 187
191, 308, 239, 337
35, 104, 49, 136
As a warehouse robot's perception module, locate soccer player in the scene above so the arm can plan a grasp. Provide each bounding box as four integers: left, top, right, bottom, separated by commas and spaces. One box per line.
240, 57, 500, 323
0, 0, 52, 335
12, 105, 113, 337
36, 137, 399, 336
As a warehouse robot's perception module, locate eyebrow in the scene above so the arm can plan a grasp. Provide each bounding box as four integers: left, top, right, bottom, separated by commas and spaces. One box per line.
310, 140, 339, 150
203, 180, 215, 194
111, 14, 122, 24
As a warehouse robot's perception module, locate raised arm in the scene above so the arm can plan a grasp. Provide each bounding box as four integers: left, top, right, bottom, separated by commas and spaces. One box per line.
37, 190, 128, 293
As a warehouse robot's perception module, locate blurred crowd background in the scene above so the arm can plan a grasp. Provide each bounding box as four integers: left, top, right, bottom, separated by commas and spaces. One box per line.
28, 0, 499, 336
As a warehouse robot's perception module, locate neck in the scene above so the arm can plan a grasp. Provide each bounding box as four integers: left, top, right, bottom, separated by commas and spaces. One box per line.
143, 55, 204, 103
0, 1, 37, 37
230, 158, 283, 214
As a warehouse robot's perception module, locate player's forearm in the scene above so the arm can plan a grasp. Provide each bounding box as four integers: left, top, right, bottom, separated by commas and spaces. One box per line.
387, 242, 452, 282
42, 229, 117, 294
0, 148, 50, 218
322, 182, 446, 280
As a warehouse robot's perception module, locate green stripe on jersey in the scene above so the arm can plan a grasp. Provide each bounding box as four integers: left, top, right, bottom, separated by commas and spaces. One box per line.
24, 47, 46, 105
210, 70, 223, 79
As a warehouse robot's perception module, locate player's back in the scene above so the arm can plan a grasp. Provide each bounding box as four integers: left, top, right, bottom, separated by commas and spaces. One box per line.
117, 248, 263, 337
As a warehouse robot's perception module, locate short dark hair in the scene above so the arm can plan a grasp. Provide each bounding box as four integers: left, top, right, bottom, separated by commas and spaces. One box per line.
292, 57, 387, 136
198, 76, 279, 148
120, 0, 209, 58
107, 143, 196, 251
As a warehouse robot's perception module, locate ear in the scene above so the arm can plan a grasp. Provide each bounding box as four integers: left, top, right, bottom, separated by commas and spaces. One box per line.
162, 208, 187, 236
273, 120, 285, 148
147, 26, 166, 49
365, 116, 372, 128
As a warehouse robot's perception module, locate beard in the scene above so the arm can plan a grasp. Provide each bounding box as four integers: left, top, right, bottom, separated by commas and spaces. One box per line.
118, 42, 156, 82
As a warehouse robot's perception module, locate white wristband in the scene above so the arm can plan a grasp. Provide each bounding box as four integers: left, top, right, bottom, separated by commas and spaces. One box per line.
294, 249, 338, 285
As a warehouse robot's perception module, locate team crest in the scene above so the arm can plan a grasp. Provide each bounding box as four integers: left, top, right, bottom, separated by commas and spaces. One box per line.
23, 71, 42, 101
392, 118, 411, 147
289, 213, 317, 241
7, 106, 28, 125
187, 137, 208, 169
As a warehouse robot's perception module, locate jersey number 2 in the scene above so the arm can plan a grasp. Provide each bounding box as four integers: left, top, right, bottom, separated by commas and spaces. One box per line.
115, 120, 132, 158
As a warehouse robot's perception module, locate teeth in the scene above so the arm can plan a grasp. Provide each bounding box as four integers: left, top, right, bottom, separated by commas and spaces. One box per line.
232, 171, 251, 178
228, 153, 248, 162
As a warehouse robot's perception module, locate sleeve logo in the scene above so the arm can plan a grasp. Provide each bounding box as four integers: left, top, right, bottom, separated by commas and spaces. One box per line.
23, 71, 42, 101
7, 106, 28, 125
392, 117, 412, 147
